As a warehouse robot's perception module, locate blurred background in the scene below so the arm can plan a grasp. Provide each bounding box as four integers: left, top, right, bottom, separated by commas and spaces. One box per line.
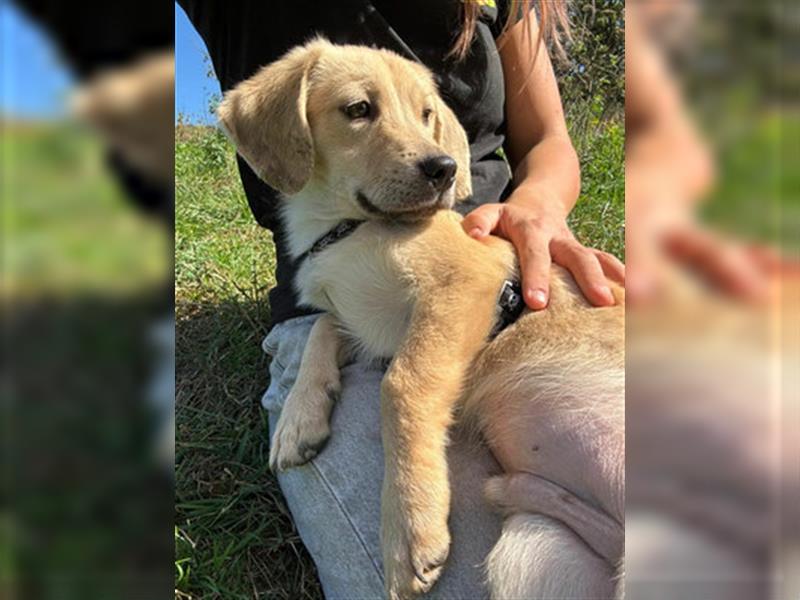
625, 0, 797, 598
2, 1, 173, 598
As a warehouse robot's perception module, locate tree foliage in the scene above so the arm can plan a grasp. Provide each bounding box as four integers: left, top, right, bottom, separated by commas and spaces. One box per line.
553, 0, 625, 118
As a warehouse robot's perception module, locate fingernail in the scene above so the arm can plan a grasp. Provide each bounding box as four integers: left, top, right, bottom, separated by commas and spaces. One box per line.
527, 289, 548, 309
469, 227, 484, 238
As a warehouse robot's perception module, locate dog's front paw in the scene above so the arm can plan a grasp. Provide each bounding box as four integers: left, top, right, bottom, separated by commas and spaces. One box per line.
381, 479, 451, 599
268, 384, 337, 472
382, 510, 451, 599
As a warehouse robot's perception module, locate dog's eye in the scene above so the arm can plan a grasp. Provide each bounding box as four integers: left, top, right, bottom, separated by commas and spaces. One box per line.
422, 108, 434, 124
343, 101, 371, 120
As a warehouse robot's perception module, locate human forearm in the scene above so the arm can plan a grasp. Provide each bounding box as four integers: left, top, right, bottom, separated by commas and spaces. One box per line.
464, 7, 624, 310
507, 133, 581, 218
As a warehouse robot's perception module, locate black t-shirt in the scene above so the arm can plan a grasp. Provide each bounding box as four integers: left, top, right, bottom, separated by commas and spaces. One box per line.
179, 0, 513, 325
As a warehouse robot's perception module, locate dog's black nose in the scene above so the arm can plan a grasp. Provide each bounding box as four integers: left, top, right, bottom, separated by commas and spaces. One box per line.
418, 155, 457, 191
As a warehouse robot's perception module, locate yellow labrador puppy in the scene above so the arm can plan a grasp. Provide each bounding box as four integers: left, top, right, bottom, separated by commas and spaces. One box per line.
219, 39, 624, 599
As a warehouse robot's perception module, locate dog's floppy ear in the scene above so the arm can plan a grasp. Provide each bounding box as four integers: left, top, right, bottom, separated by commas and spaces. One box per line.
433, 97, 472, 202
217, 42, 325, 195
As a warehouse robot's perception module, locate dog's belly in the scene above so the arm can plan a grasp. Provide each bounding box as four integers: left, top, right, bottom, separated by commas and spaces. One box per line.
485, 379, 624, 522
464, 281, 625, 522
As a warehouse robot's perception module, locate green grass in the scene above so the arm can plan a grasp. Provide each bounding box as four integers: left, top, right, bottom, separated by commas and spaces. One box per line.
2, 122, 172, 598
174, 118, 624, 599
702, 109, 800, 248
175, 125, 321, 599
568, 114, 625, 260
2, 121, 168, 297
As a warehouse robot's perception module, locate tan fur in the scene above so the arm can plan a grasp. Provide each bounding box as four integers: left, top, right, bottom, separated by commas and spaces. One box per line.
219, 39, 624, 599
269, 314, 347, 471
485, 472, 623, 564
71, 50, 174, 185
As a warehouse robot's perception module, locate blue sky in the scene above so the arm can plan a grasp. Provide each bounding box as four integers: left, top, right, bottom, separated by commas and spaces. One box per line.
175, 2, 220, 124
0, 1, 74, 119
0, 1, 218, 124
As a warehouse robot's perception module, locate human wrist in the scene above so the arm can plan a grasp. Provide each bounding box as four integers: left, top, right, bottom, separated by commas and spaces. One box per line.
506, 183, 569, 222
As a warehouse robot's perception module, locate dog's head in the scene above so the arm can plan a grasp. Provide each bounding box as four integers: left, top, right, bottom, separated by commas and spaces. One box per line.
217, 38, 471, 221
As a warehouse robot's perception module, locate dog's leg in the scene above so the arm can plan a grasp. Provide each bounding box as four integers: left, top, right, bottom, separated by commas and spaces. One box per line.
379, 296, 494, 599
486, 513, 616, 600
485, 472, 624, 566
269, 314, 345, 471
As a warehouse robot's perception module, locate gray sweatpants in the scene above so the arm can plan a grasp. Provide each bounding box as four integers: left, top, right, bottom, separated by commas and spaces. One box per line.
262, 314, 503, 599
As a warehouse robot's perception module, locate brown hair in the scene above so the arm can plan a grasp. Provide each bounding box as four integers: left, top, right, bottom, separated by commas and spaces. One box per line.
449, 0, 571, 63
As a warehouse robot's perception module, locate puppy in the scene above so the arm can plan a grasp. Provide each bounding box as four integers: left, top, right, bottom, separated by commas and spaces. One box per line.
218, 39, 624, 599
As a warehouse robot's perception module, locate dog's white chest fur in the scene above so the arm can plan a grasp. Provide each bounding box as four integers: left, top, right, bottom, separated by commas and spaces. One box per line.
295, 226, 414, 359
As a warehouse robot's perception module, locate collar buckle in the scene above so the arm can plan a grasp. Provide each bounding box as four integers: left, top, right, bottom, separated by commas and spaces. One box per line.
491, 279, 525, 338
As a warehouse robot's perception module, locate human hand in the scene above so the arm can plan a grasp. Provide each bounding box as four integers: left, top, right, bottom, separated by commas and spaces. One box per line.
628, 221, 781, 304
461, 199, 625, 310
625, 167, 780, 304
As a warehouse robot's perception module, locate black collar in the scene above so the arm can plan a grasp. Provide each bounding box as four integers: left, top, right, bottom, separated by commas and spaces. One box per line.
296, 219, 366, 265
490, 279, 526, 339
